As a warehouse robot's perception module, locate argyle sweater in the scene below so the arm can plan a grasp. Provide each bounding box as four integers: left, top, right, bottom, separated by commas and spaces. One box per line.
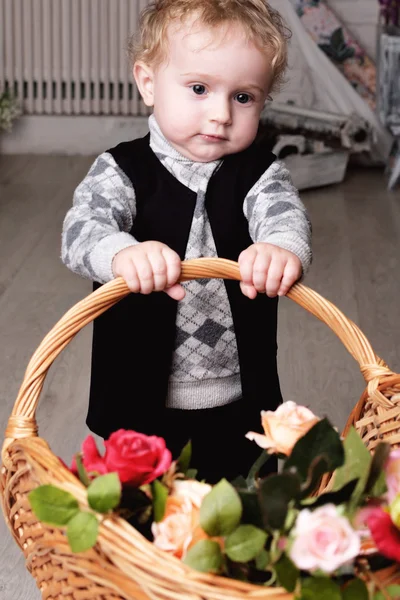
61, 115, 312, 410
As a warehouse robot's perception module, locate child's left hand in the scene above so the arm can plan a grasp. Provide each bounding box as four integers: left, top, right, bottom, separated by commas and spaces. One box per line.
238, 243, 302, 299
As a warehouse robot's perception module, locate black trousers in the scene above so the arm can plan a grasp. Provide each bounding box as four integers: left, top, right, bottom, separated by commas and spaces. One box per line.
141, 400, 277, 484
96, 399, 277, 484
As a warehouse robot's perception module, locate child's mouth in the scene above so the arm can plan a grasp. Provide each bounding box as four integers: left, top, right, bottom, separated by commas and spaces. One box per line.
199, 134, 227, 142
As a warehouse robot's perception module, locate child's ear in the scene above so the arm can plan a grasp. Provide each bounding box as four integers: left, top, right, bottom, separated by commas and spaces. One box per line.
133, 61, 155, 106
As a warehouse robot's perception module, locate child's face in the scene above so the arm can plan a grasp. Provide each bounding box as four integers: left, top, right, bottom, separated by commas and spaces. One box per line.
136, 19, 274, 162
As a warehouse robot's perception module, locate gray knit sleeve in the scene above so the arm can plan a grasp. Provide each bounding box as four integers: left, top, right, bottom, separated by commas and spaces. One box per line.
243, 160, 312, 274
61, 152, 139, 283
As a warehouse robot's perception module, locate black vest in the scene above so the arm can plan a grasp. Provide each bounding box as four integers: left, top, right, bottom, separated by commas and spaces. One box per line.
86, 135, 282, 438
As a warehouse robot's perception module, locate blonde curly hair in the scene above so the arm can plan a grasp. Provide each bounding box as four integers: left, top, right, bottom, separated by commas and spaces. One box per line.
128, 0, 291, 93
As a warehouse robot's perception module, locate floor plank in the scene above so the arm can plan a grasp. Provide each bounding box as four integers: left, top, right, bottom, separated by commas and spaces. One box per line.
277, 182, 363, 430
0, 156, 399, 599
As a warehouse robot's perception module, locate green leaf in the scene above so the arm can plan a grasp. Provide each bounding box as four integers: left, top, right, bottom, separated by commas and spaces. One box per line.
87, 473, 121, 513
259, 471, 301, 530
67, 511, 99, 553
255, 548, 270, 570
28, 485, 80, 525
374, 585, 400, 600
331, 27, 345, 50
183, 539, 223, 573
274, 554, 299, 593
246, 450, 271, 491
364, 442, 391, 495
308, 479, 359, 509
231, 475, 248, 489
339, 48, 355, 60
299, 577, 342, 600
319, 43, 335, 56
75, 453, 90, 487
152, 479, 169, 523
186, 468, 198, 479
332, 427, 371, 506
238, 490, 264, 529
370, 470, 387, 498
177, 440, 192, 475
342, 578, 369, 600
200, 479, 242, 536
225, 525, 267, 563
284, 419, 344, 481
300, 455, 331, 498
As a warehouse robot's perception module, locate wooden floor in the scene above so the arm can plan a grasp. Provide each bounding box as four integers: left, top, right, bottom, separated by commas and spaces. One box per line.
1, 154, 400, 598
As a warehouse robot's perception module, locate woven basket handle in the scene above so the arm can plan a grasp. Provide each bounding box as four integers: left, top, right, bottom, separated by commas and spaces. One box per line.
3, 257, 395, 452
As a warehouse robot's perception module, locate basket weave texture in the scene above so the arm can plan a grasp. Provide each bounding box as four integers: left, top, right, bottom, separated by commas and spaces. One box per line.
1, 257, 400, 600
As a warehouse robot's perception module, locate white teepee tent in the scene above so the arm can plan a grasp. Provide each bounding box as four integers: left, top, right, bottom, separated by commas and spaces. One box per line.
268, 0, 393, 162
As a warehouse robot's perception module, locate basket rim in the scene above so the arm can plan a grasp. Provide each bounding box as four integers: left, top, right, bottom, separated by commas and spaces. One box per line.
343, 373, 400, 436
2, 257, 397, 455
1, 435, 295, 600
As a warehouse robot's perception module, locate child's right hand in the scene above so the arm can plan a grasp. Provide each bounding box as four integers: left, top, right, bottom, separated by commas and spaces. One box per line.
112, 241, 185, 300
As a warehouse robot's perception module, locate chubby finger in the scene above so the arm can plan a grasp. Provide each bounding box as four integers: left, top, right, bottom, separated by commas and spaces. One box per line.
147, 251, 168, 292
165, 283, 186, 301
265, 257, 284, 298
240, 281, 257, 299
252, 253, 272, 292
123, 262, 141, 293
278, 260, 302, 296
238, 247, 257, 285
135, 255, 155, 295
162, 246, 182, 288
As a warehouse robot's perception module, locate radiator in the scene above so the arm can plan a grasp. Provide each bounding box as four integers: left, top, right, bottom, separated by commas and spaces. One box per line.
0, 0, 150, 116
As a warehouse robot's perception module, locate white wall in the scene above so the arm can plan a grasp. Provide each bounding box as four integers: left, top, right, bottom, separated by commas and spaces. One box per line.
328, 0, 379, 60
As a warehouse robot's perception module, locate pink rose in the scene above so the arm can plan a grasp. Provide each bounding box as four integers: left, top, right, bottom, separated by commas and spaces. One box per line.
384, 449, 400, 503
289, 504, 360, 573
246, 401, 319, 456
71, 429, 172, 487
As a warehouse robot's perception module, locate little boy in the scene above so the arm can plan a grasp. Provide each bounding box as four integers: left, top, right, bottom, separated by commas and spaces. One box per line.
61, 0, 312, 483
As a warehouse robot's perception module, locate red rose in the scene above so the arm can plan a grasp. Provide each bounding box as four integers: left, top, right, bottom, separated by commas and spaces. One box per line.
71, 435, 108, 477
366, 507, 400, 562
104, 429, 172, 486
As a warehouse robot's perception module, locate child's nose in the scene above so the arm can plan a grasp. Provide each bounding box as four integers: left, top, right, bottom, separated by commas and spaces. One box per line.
209, 97, 232, 126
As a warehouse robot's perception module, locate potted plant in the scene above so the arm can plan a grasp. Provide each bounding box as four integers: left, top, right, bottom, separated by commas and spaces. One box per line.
0, 89, 21, 133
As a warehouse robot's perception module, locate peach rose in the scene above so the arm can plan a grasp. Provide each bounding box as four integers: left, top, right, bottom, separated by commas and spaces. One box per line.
245, 401, 319, 456
289, 504, 360, 573
151, 480, 212, 559
172, 479, 212, 508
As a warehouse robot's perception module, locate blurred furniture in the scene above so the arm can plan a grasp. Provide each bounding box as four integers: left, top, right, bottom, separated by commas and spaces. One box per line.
377, 23, 400, 189
259, 103, 373, 190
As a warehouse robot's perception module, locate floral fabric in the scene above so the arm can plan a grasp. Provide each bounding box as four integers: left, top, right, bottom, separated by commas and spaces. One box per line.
291, 0, 377, 110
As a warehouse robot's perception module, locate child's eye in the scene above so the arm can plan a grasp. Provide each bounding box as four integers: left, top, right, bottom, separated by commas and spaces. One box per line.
192, 84, 206, 95
235, 93, 252, 104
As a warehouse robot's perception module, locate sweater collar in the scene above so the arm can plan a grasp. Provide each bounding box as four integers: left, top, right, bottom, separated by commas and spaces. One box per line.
148, 114, 221, 192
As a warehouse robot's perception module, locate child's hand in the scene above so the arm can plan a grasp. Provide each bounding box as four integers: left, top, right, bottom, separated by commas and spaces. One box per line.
238, 243, 302, 299
112, 241, 185, 300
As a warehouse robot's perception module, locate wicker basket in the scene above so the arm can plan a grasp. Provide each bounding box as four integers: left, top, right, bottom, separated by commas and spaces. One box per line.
1, 257, 400, 600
